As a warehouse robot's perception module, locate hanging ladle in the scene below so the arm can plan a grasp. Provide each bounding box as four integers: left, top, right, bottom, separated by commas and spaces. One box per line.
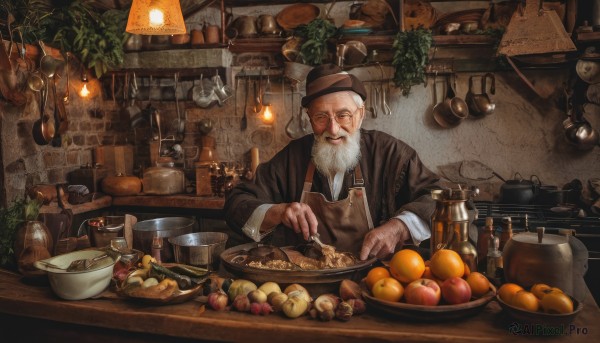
27, 72, 44, 92
38, 41, 64, 79
31, 78, 55, 145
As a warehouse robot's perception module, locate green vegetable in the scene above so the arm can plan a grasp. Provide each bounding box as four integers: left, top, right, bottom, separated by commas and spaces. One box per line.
391, 28, 433, 96
169, 263, 209, 278
295, 18, 338, 66
149, 262, 192, 289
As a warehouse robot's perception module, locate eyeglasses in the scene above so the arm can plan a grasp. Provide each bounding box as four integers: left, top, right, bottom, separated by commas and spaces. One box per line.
309, 107, 361, 127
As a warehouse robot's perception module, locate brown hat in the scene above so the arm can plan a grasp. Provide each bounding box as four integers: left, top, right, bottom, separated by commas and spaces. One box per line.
301, 64, 367, 107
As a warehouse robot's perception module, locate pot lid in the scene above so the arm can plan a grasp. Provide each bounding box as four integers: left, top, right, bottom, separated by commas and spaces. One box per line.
511, 228, 568, 246
576, 59, 600, 84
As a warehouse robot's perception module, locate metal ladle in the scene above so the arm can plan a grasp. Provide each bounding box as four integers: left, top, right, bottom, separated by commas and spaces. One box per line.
27, 72, 44, 92
38, 41, 64, 78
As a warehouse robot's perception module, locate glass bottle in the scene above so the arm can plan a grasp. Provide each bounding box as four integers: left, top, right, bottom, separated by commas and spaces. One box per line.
486, 235, 502, 278
151, 236, 163, 264
477, 217, 494, 272
499, 216, 513, 251
450, 221, 478, 274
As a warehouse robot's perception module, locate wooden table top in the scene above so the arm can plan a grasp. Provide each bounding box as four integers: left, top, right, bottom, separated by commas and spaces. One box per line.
0, 269, 598, 343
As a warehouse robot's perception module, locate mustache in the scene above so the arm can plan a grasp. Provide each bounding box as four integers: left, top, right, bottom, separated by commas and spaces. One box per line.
318, 129, 349, 140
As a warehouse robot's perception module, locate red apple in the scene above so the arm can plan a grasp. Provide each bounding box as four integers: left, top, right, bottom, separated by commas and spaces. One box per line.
441, 276, 472, 304
404, 278, 441, 306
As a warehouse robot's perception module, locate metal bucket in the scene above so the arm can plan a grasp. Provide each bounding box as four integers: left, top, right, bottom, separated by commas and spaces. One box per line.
78, 216, 125, 248
169, 232, 228, 271
133, 217, 196, 262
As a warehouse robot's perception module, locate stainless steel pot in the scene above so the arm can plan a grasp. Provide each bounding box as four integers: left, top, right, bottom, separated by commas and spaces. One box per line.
132, 217, 196, 262
142, 166, 185, 195
503, 227, 573, 295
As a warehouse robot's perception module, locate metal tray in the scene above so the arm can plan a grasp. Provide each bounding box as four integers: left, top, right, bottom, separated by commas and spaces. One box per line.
220, 242, 377, 285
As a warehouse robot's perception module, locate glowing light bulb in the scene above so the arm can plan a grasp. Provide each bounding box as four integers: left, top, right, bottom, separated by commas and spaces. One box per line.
79, 84, 90, 97
262, 105, 275, 124
149, 8, 165, 27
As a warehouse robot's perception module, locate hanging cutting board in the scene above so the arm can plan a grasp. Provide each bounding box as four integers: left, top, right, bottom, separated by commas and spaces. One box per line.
498, 0, 576, 57
497, 0, 576, 99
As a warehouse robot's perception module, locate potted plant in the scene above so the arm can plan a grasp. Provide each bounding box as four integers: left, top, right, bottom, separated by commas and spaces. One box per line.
35, 1, 129, 78
391, 28, 433, 95
294, 18, 337, 66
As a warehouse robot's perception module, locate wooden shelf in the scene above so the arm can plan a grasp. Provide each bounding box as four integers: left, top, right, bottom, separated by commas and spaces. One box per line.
576, 31, 600, 43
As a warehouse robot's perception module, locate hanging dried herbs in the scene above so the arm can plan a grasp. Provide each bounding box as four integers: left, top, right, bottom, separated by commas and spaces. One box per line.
295, 18, 337, 66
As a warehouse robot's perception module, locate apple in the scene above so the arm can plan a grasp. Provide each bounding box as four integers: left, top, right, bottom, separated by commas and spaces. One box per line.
441, 276, 472, 304
404, 278, 441, 306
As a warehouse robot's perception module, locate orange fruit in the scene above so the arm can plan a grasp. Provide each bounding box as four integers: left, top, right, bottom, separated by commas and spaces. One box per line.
466, 272, 490, 298
422, 266, 433, 279
371, 277, 404, 302
366, 266, 391, 290
512, 291, 540, 312
498, 283, 524, 305
530, 283, 551, 299
429, 249, 465, 281
463, 262, 471, 277
389, 249, 425, 284
540, 292, 573, 314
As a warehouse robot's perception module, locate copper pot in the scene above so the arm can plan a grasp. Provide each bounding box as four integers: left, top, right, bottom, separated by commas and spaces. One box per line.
503, 228, 573, 295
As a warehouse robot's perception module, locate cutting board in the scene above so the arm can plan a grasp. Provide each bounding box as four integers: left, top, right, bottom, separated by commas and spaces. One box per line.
94, 145, 134, 175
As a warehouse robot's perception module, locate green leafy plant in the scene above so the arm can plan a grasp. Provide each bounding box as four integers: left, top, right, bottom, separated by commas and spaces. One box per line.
295, 18, 337, 66
391, 28, 433, 96
36, 1, 129, 78
0, 0, 53, 43
0, 198, 39, 269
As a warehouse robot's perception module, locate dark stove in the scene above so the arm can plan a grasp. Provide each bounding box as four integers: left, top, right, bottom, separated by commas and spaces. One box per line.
473, 202, 600, 241
473, 202, 600, 302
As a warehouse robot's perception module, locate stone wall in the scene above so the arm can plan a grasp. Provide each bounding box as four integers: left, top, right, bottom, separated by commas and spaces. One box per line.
0, 61, 129, 205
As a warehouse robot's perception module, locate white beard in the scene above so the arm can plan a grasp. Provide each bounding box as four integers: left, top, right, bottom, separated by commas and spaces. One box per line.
312, 129, 361, 177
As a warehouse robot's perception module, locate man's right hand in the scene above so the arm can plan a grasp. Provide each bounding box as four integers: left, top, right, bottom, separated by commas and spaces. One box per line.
264, 202, 318, 241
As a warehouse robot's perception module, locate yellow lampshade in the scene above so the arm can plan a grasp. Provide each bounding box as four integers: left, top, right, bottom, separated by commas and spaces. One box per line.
126, 0, 186, 35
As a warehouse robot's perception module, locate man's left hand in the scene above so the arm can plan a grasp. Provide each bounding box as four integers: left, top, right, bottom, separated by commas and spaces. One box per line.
359, 219, 410, 260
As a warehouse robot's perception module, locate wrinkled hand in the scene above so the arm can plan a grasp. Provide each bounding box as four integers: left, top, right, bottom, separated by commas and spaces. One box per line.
359, 219, 410, 261
271, 202, 318, 241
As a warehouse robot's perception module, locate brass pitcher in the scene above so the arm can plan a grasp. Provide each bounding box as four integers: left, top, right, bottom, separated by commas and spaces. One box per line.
430, 187, 478, 271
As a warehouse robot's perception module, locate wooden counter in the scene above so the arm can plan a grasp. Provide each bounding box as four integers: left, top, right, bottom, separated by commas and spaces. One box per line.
112, 195, 225, 210
0, 269, 598, 343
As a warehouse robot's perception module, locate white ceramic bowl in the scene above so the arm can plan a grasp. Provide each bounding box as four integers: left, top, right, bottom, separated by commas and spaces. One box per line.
34, 250, 118, 300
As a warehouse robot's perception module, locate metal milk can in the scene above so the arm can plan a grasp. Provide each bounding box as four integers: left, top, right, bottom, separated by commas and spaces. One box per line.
430, 187, 478, 270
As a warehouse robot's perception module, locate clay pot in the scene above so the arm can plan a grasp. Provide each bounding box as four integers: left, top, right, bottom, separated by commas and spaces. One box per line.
101, 174, 142, 196
14, 220, 53, 276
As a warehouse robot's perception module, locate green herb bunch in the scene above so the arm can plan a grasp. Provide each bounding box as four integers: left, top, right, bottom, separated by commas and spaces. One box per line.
37, 1, 129, 78
0, 198, 41, 269
391, 28, 433, 96
0, 0, 52, 43
295, 18, 337, 66
0, 199, 25, 269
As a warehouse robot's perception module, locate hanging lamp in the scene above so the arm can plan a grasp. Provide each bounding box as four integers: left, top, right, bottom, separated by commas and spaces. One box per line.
126, 0, 186, 35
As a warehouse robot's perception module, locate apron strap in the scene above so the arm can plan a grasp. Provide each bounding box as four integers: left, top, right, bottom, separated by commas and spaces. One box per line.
353, 164, 364, 186
304, 160, 365, 190
302, 161, 316, 193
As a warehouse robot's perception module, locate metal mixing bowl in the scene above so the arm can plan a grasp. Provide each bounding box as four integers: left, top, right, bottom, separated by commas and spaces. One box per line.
169, 232, 228, 271
133, 217, 196, 262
